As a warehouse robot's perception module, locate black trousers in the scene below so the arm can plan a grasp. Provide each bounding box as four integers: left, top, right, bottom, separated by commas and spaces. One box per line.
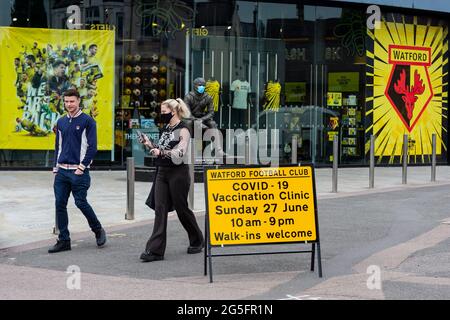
145, 165, 203, 256
231, 108, 247, 129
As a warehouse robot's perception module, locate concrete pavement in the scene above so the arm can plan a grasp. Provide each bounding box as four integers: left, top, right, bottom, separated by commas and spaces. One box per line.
1, 165, 450, 300
1, 165, 449, 249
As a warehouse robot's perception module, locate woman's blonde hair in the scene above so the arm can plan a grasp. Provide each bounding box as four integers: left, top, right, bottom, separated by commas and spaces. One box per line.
161, 98, 191, 119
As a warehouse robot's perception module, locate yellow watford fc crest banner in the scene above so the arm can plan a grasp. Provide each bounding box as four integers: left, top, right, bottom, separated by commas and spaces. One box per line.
0, 27, 115, 150
366, 17, 448, 164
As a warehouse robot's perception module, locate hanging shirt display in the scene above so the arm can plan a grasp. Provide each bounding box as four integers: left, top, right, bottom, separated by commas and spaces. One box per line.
205, 80, 220, 112
263, 81, 281, 111
230, 79, 251, 109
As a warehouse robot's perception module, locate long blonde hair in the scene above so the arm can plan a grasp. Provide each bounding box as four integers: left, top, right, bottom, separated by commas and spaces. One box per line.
161, 98, 191, 119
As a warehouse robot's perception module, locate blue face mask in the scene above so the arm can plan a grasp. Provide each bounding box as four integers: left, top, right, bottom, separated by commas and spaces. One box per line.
196, 85, 205, 94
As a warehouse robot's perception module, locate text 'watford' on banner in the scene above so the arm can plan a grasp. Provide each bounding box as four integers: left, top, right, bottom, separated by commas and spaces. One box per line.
205, 166, 318, 246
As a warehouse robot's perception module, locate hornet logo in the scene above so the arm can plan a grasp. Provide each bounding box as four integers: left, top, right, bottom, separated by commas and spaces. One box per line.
385, 45, 433, 132
393, 69, 425, 120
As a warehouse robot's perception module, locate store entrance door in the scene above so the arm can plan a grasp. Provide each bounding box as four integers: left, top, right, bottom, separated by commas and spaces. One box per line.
283, 5, 365, 165
311, 5, 366, 165
281, 5, 345, 165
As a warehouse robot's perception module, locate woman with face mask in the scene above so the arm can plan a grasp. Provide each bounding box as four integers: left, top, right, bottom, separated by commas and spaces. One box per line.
138, 98, 204, 262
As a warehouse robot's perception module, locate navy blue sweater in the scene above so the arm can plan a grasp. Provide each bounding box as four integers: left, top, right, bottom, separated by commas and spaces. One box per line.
53, 110, 97, 172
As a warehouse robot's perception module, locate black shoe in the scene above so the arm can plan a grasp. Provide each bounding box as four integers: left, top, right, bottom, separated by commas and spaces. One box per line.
48, 240, 71, 253
94, 228, 107, 247
140, 252, 164, 262
187, 243, 204, 254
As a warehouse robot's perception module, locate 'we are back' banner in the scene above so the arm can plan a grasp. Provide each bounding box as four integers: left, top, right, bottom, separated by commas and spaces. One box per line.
0, 27, 115, 150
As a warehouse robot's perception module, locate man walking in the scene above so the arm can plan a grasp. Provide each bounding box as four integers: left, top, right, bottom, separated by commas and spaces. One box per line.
48, 88, 106, 253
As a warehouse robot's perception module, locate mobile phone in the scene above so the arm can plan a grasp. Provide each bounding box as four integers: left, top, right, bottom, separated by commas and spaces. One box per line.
136, 130, 145, 142
137, 131, 154, 146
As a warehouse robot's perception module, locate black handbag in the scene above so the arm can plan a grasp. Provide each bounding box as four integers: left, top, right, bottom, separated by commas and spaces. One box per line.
145, 182, 156, 210
145, 167, 174, 211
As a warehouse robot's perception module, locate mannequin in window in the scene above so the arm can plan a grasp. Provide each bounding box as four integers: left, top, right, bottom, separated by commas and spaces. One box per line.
205, 77, 221, 112
262, 79, 281, 111
205, 77, 221, 126
230, 72, 251, 129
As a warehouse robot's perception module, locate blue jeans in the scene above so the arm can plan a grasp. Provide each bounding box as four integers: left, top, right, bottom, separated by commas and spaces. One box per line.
54, 169, 102, 241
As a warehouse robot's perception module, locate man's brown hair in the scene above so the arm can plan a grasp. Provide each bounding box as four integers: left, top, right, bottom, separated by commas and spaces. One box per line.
63, 89, 80, 99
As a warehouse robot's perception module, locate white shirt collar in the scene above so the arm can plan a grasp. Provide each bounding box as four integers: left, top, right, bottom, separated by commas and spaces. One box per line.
67, 109, 83, 119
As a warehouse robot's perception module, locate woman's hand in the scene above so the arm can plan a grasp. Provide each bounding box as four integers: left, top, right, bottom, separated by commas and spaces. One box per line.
138, 133, 153, 148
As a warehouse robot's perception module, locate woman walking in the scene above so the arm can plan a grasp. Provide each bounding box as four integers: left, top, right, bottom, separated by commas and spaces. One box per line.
138, 98, 204, 262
